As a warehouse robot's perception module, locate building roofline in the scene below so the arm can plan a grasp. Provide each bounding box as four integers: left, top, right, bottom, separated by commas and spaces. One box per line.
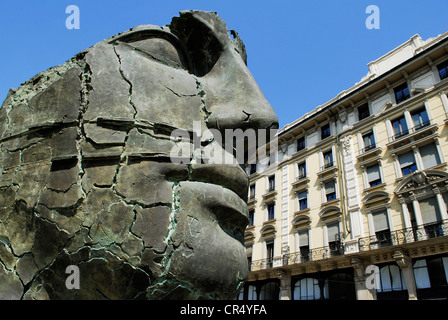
278, 31, 448, 138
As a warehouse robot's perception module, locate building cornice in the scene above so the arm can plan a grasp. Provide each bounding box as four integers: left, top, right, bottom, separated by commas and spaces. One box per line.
278, 32, 448, 139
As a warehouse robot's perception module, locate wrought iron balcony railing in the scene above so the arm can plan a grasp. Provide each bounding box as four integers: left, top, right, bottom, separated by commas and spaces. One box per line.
361, 143, 377, 154
389, 120, 436, 143
249, 244, 344, 272
247, 221, 448, 272
358, 220, 448, 252
321, 162, 334, 171
295, 173, 307, 181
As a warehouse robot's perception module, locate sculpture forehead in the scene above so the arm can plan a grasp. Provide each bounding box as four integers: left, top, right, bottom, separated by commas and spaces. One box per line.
108, 10, 233, 47
0, 10, 248, 169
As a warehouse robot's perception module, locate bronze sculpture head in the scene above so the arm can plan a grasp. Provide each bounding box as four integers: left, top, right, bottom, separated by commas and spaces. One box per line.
0, 10, 278, 299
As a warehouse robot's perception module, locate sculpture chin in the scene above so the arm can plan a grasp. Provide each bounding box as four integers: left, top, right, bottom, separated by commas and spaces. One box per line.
147, 181, 249, 300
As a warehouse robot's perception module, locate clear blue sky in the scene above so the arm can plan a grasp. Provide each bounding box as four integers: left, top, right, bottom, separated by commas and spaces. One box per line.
1, 0, 448, 129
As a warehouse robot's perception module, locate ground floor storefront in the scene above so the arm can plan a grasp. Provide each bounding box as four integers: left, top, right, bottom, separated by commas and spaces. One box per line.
239, 242, 448, 300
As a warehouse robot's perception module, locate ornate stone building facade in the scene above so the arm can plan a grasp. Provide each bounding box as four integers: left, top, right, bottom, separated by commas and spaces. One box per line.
240, 31, 448, 300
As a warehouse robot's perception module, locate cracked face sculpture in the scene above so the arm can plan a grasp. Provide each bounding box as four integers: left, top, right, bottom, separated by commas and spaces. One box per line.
0, 11, 278, 299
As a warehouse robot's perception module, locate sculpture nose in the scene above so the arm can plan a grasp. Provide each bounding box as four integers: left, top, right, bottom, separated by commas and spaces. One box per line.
203, 48, 279, 136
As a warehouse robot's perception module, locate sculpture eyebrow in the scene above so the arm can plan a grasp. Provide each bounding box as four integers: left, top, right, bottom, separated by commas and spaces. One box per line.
108, 28, 192, 71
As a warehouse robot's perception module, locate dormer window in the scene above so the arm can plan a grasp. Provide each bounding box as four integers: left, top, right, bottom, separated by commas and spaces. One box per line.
358, 103, 370, 121
394, 83, 411, 104
297, 136, 306, 151
321, 123, 331, 140
437, 60, 448, 80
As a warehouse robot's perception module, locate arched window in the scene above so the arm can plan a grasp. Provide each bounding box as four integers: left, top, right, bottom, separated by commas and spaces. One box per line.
293, 278, 321, 300
237, 285, 257, 300
259, 282, 279, 300
378, 265, 407, 292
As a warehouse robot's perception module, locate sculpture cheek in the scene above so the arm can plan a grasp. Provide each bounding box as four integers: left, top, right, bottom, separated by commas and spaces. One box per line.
113, 43, 203, 132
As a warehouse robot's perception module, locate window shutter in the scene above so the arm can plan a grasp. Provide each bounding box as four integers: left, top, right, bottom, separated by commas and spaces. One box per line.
419, 197, 441, 224
299, 231, 309, 246
398, 151, 415, 168
419, 143, 441, 169
297, 191, 307, 200
372, 210, 389, 232
327, 223, 340, 242
325, 181, 335, 194
367, 165, 380, 182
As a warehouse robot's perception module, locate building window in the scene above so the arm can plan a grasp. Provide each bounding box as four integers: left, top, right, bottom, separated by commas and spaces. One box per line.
391, 115, 409, 139
297, 136, 306, 151
267, 203, 275, 220
372, 210, 391, 247
238, 284, 257, 300
249, 184, 256, 199
322, 150, 334, 170
419, 142, 441, 169
265, 241, 274, 269
362, 130, 376, 152
398, 151, 417, 176
437, 60, 448, 80
358, 103, 370, 121
419, 197, 443, 238
259, 281, 279, 300
246, 245, 253, 272
413, 259, 431, 289
267, 152, 274, 167
425, 256, 448, 288
394, 83, 411, 104
250, 163, 257, 175
327, 223, 342, 256
411, 106, 430, 130
249, 210, 255, 226
268, 175, 275, 191
298, 230, 310, 262
366, 163, 382, 187
298, 162, 306, 179
297, 191, 308, 211
324, 180, 337, 202
321, 123, 331, 140
293, 278, 321, 300
378, 265, 407, 292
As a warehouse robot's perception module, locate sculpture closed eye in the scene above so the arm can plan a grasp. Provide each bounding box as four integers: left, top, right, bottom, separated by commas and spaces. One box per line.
111, 28, 188, 70
129, 38, 186, 69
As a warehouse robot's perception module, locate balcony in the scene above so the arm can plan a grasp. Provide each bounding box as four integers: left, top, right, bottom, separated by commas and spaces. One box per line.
249, 244, 345, 272
317, 162, 338, 181
362, 143, 377, 154
247, 221, 448, 273
387, 120, 438, 148
291, 174, 310, 193
358, 220, 448, 252
392, 129, 410, 141
249, 256, 282, 271
247, 193, 257, 209
321, 162, 334, 171
262, 186, 277, 204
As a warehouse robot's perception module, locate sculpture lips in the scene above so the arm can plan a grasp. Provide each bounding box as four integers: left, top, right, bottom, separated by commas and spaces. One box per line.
180, 180, 249, 245
188, 163, 249, 202
185, 164, 250, 244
